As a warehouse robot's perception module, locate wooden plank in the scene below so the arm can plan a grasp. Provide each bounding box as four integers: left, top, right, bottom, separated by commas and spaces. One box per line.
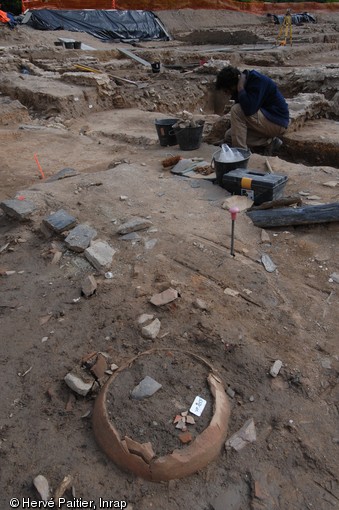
247, 202, 339, 228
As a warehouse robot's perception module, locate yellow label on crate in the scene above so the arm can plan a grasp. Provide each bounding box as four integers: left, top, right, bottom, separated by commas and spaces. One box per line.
241, 177, 252, 189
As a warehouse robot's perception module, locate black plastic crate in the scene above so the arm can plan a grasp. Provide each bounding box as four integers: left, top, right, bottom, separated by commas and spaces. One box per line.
221, 168, 288, 205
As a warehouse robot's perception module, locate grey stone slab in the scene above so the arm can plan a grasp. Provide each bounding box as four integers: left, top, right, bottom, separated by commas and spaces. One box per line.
0, 199, 36, 220
120, 232, 142, 241
84, 240, 116, 271
117, 217, 152, 235
131, 376, 162, 400
65, 224, 97, 252
42, 209, 77, 233
45, 167, 79, 182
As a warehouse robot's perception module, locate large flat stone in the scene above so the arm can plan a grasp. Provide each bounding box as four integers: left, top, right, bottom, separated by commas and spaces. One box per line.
117, 217, 153, 235
42, 209, 77, 233
84, 240, 116, 271
65, 224, 97, 252
0, 198, 36, 219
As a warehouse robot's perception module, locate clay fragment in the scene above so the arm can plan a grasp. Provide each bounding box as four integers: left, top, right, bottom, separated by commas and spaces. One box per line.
124, 436, 156, 464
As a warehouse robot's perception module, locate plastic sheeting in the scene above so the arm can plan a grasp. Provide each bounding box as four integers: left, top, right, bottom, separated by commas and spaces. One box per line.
272, 12, 317, 25
26, 9, 169, 42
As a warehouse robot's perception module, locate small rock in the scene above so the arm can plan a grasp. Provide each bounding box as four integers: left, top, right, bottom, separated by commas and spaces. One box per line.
225, 418, 256, 451
329, 272, 339, 284
150, 287, 179, 306
227, 387, 235, 398
270, 360, 283, 377
224, 288, 239, 297
144, 239, 158, 250
117, 217, 152, 234
33, 474, 50, 501
120, 232, 141, 241
193, 298, 209, 311
81, 275, 97, 297
261, 229, 271, 243
141, 318, 161, 339
137, 313, 154, 325
120, 196, 128, 201
64, 373, 93, 396
261, 254, 277, 273
131, 376, 162, 400
322, 180, 338, 188
306, 195, 321, 200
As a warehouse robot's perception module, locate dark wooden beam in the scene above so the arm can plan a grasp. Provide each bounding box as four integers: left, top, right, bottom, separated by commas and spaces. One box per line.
247, 202, 339, 228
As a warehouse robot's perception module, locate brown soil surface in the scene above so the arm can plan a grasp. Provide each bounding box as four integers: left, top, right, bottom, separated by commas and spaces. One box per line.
106, 351, 213, 457
0, 9, 338, 510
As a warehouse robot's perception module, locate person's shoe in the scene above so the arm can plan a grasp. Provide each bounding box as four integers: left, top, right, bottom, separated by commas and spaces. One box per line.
264, 137, 283, 156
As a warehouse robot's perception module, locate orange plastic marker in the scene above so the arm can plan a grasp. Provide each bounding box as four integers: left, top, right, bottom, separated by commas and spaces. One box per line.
34, 153, 45, 179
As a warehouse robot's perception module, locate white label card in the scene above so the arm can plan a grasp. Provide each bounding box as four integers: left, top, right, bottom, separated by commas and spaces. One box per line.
190, 396, 207, 417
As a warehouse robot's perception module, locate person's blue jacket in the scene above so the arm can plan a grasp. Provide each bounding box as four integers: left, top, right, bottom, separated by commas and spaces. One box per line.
234, 70, 289, 129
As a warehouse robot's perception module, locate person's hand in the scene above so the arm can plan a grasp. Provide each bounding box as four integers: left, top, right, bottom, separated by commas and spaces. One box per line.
237, 72, 247, 92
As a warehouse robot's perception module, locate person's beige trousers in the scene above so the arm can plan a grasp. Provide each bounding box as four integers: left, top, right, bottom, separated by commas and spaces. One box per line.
225, 103, 287, 149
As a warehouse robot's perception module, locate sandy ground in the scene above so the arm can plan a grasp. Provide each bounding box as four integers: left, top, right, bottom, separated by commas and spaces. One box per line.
0, 9, 339, 510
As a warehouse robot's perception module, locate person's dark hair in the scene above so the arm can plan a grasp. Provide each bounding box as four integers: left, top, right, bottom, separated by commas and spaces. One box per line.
215, 66, 240, 91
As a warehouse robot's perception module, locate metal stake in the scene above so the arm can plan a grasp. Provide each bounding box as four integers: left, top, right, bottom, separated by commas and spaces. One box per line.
229, 206, 239, 257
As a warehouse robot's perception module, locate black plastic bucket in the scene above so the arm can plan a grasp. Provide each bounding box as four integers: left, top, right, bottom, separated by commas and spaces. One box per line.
212, 147, 251, 185
151, 62, 161, 73
155, 118, 178, 147
174, 122, 205, 151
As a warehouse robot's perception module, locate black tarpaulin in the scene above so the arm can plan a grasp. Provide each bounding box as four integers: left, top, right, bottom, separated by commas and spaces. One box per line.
272, 13, 317, 25
26, 9, 169, 42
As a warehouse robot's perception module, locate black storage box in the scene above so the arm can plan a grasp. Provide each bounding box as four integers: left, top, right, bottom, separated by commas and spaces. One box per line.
221, 169, 288, 205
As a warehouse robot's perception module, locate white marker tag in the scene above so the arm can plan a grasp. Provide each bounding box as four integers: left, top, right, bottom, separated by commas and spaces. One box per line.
190, 396, 207, 417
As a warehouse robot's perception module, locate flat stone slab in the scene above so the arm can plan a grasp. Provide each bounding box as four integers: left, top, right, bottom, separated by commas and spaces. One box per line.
65, 224, 97, 252
45, 167, 79, 182
42, 209, 77, 233
131, 376, 162, 400
0, 198, 36, 219
84, 240, 116, 271
150, 287, 179, 306
120, 232, 142, 241
117, 217, 153, 235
